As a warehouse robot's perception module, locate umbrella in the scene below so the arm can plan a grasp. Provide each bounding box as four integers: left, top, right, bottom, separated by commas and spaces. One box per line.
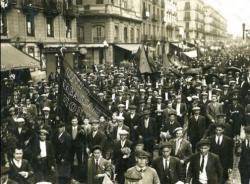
226, 66, 241, 73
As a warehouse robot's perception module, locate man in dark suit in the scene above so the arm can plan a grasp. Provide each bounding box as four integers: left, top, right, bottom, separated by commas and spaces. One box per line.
53, 121, 72, 184
186, 139, 223, 184
87, 145, 112, 184
67, 117, 85, 179
170, 127, 192, 181
124, 105, 140, 141
113, 129, 133, 184
188, 106, 207, 152
137, 110, 157, 152
208, 123, 234, 183
87, 119, 107, 154
152, 142, 183, 184
11, 118, 29, 149
173, 95, 187, 127
31, 129, 55, 183
160, 110, 181, 141
236, 126, 250, 184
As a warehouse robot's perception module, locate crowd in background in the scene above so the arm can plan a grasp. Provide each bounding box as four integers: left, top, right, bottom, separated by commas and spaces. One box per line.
1, 45, 250, 184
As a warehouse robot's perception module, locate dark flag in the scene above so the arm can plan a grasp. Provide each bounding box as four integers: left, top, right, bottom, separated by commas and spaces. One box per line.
58, 56, 111, 119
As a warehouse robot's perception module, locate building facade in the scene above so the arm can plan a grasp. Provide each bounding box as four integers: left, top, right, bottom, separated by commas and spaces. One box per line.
77, 0, 142, 65
204, 5, 227, 44
176, 0, 227, 44
1, 0, 78, 76
177, 0, 205, 41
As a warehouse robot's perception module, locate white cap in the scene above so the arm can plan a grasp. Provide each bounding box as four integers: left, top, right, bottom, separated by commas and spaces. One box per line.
16, 118, 25, 122
119, 129, 129, 135
42, 107, 50, 111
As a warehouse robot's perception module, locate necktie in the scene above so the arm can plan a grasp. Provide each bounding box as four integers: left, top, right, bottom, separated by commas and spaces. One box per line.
165, 159, 169, 170
200, 155, 204, 172
95, 159, 98, 172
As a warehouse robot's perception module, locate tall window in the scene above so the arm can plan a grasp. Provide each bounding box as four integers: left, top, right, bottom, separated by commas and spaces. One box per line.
93, 25, 104, 43
123, 0, 128, 9
184, 2, 190, 10
124, 27, 128, 43
130, 28, 134, 43
114, 25, 119, 42
77, 26, 84, 43
137, 28, 140, 42
0, 13, 7, 36
26, 15, 35, 36
47, 17, 54, 37
66, 19, 72, 38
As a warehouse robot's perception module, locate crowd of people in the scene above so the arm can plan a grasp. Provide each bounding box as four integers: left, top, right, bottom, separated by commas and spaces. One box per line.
1, 45, 250, 184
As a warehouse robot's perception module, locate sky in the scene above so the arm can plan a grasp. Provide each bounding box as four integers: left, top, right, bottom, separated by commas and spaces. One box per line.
205, 0, 250, 36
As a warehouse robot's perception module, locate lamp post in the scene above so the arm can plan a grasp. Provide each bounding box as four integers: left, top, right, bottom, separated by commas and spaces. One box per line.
103, 40, 109, 64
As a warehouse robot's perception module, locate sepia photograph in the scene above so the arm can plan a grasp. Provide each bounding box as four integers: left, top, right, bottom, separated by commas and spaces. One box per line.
1, 0, 250, 183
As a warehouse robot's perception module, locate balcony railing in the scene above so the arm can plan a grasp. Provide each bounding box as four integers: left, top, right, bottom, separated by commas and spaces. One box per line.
93, 37, 105, 43
22, 0, 43, 15
152, 14, 159, 21
64, 4, 78, 18
82, 4, 142, 22
22, 0, 43, 10
43, 0, 62, 17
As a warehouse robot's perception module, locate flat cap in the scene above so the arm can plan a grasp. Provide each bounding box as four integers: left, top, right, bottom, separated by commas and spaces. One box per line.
92, 145, 102, 152
118, 104, 125, 108
135, 150, 151, 158
119, 129, 129, 135
215, 122, 225, 128
197, 139, 210, 147
160, 142, 173, 149
39, 129, 49, 135
90, 119, 99, 124
173, 127, 183, 134
192, 106, 201, 111
16, 118, 25, 122
169, 110, 177, 116
129, 105, 137, 110
42, 106, 50, 111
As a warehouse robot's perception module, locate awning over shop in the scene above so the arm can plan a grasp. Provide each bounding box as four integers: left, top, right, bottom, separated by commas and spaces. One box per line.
78, 44, 106, 48
44, 43, 77, 48
1, 43, 40, 71
171, 42, 190, 50
115, 44, 140, 53
182, 50, 197, 58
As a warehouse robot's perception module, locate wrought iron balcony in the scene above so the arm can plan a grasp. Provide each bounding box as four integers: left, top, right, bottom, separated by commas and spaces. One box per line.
152, 14, 159, 21
22, 0, 42, 15
43, 0, 62, 17
93, 37, 105, 43
63, 4, 78, 18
